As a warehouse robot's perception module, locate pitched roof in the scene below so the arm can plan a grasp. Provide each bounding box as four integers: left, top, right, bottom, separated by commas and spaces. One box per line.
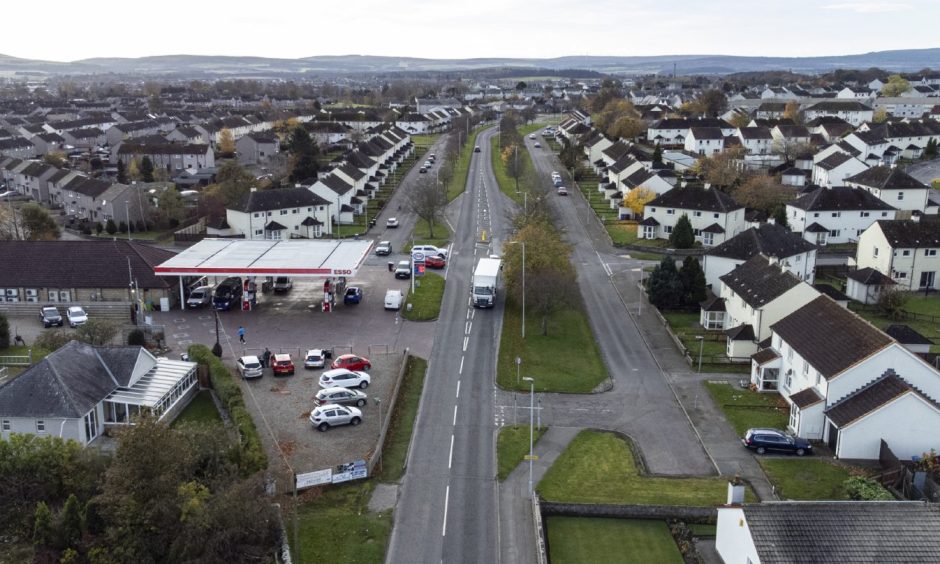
752, 348, 780, 365
689, 127, 724, 140
707, 223, 817, 261
790, 386, 824, 408
875, 220, 940, 248
648, 186, 742, 213
741, 501, 940, 563
884, 324, 933, 345
770, 296, 892, 379
738, 127, 773, 140
846, 165, 928, 191
789, 186, 896, 212
719, 254, 804, 308
815, 151, 854, 171
813, 283, 849, 302
846, 266, 895, 285
825, 371, 940, 427
234, 187, 329, 213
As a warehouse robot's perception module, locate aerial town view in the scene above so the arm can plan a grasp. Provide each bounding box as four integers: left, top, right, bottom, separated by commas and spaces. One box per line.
0, 1, 939, 563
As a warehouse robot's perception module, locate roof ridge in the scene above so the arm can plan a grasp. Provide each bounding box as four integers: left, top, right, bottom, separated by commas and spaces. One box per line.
46, 341, 86, 417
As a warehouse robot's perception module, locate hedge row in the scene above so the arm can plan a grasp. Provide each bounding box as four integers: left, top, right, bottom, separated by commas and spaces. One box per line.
188, 344, 268, 474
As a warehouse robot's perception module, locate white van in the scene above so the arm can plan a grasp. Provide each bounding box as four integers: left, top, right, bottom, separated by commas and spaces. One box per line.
384, 289, 403, 311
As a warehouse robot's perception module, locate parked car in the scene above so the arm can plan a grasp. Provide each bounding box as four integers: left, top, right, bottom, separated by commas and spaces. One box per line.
236, 356, 263, 379
375, 240, 392, 256
273, 277, 293, 293
315, 387, 368, 408
66, 306, 88, 327
386, 217, 399, 228
186, 286, 212, 308
344, 287, 363, 305
419, 166, 427, 173
384, 289, 403, 310
304, 349, 327, 369
557, 186, 568, 196
271, 353, 295, 376
309, 405, 362, 432
395, 260, 412, 279
412, 244, 448, 258
425, 254, 446, 269
331, 354, 372, 371
40, 306, 63, 328
424, 160, 432, 168
428, 153, 436, 161
742, 428, 813, 456
319, 368, 371, 389
474, 146, 481, 153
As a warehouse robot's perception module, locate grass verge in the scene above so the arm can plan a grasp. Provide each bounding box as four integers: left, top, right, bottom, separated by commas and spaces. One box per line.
447, 125, 492, 201
703, 382, 788, 436
606, 221, 638, 246
402, 273, 445, 321
497, 298, 607, 393
172, 390, 222, 427
497, 424, 547, 481
490, 136, 534, 204
547, 517, 683, 564
293, 482, 392, 563
758, 458, 869, 500
375, 356, 427, 482
661, 311, 750, 373
406, 219, 451, 251
538, 430, 754, 506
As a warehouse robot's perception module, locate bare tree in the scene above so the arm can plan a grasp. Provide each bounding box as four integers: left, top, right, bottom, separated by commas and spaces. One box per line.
407, 174, 447, 238
527, 267, 578, 336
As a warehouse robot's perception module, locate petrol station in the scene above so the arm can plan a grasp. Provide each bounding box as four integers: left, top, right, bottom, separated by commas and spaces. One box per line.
154, 239, 374, 312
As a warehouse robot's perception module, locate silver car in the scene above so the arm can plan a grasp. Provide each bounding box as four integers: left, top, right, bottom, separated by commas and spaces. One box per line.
319, 368, 371, 390
315, 387, 368, 408
309, 405, 362, 432
304, 349, 326, 369
236, 355, 263, 379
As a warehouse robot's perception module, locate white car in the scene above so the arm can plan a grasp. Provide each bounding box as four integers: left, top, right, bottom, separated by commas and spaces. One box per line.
384, 289, 403, 310
309, 405, 362, 432
66, 306, 88, 327
529, 134, 536, 139
411, 244, 448, 258
319, 368, 371, 390
304, 349, 326, 369
236, 356, 263, 379
386, 217, 399, 228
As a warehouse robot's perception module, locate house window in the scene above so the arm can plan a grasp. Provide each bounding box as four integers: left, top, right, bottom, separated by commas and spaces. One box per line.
253, 212, 260, 218
902, 249, 911, 256
650, 208, 656, 212
664, 226, 673, 234
294, 225, 299, 230
307, 207, 312, 212
693, 229, 702, 237
267, 212, 272, 216
861, 211, 870, 217
254, 229, 263, 236
714, 213, 719, 219
280, 210, 288, 215
788, 402, 798, 430
873, 247, 879, 258
882, 212, 889, 217
803, 361, 809, 375
830, 230, 840, 238
293, 209, 299, 214
927, 249, 938, 257
815, 371, 822, 386
786, 346, 793, 361
813, 212, 820, 218
666, 209, 675, 215
898, 192, 904, 201
84, 409, 98, 441
831, 212, 840, 218
703, 232, 714, 246
693, 211, 702, 217
1, 420, 9, 431
36, 420, 46, 433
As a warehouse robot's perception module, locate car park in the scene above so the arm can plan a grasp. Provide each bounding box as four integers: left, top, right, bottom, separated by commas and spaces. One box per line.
66, 306, 88, 327
412, 244, 448, 258
386, 217, 399, 228
742, 428, 813, 456
319, 368, 371, 389
395, 260, 412, 279
309, 405, 362, 432
40, 306, 63, 328
272, 353, 295, 376
331, 354, 372, 371
304, 349, 327, 369
557, 186, 568, 196
384, 289, 403, 310
343, 287, 363, 305
315, 387, 368, 408
273, 277, 293, 293
186, 286, 212, 308
425, 254, 446, 269
236, 356, 264, 379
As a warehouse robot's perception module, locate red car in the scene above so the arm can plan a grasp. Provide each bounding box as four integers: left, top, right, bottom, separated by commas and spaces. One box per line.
272, 353, 295, 376
330, 354, 372, 371
425, 255, 446, 269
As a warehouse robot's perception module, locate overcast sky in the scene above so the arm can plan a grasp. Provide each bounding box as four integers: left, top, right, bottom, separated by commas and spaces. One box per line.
4, 0, 938, 61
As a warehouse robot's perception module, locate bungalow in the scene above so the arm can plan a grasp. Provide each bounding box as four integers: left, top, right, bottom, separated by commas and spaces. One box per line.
786, 186, 897, 246
753, 295, 940, 460
639, 186, 745, 247
855, 219, 940, 291
225, 187, 331, 240
844, 165, 931, 214
0, 341, 198, 446
703, 223, 818, 290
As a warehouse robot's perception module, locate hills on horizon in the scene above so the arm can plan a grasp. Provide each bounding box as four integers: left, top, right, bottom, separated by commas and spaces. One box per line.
1, 48, 939, 78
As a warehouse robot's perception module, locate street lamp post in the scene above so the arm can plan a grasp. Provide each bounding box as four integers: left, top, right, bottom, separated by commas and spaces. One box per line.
522, 376, 535, 495
696, 335, 705, 373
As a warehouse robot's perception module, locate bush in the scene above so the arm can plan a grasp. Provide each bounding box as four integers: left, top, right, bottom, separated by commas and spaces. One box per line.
135, 220, 146, 232
844, 476, 894, 500
105, 219, 117, 235
0, 311, 9, 348
126, 329, 146, 347
187, 344, 267, 474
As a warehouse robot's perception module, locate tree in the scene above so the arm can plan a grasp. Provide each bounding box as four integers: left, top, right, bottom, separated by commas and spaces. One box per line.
773, 205, 789, 229
877, 286, 908, 321
502, 223, 574, 336
515, 81, 527, 92
105, 219, 117, 235
407, 175, 447, 238
678, 256, 707, 307
33, 501, 54, 548
43, 151, 68, 168
728, 112, 752, 129
287, 126, 319, 182
623, 187, 656, 217
127, 329, 146, 347
59, 494, 83, 549
669, 214, 695, 249
648, 256, 683, 310
694, 148, 746, 188
873, 108, 889, 123
95, 222, 103, 235
218, 128, 236, 157
20, 203, 60, 240
732, 176, 794, 215
689, 89, 728, 117
652, 145, 663, 165
118, 221, 128, 234
609, 116, 646, 140
592, 99, 640, 138
156, 187, 187, 228
924, 138, 938, 159
880, 74, 911, 97
116, 160, 128, 184
140, 156, 155, 183
501, 144, 525, 194
126, 158, 141, 182
0, 311, 9, 348
76, 319, 120, 346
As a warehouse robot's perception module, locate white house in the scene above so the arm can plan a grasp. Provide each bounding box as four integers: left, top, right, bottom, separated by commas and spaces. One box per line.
811, 151, 869, 187
844, 165, 931, 214
802, 100, 873, 127
703, 223, 818, 291
751, 295, 940, 460
855, 220, 940, 291
786, 186, 897, 246
736, 127, 774, 155
684, 127, 725, 155
639, 186, 745, 247
309, 173, 357, 224
0, 341, 198, 446
225, 187, 332, 240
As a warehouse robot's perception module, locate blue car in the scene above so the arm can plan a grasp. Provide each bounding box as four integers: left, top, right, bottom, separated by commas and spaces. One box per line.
344, 287, 363, 305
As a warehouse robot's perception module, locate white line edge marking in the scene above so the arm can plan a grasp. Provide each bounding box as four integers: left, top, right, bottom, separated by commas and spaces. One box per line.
448, 434, 455, 469
459, 357, 464, 375
442, 485, 450, 536
456, 379, 461, 397
453, 405, 458, 425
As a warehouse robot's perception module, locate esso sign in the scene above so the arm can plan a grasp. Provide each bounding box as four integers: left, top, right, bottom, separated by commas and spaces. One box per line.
332, 269, 353, 276
411, 252, 425, 263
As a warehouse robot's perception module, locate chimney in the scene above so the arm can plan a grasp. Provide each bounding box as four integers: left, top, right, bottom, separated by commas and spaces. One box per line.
727, 476, 746, 506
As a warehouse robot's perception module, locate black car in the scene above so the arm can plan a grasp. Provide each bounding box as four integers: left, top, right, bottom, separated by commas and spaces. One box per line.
40, 306, 63, 328
742, 428, 812, 456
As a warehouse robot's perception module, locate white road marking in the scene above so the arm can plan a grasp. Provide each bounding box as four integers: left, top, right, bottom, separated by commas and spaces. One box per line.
442, 485, 450, 536
465, 321, 470, 334
448, 434, 455, 468
456, 380, 461, 397
463, 336, 469, 351
459, 356, 464, 374
471, 309, 475, 320
453, 405, 458, 425
468, 321, 472, 333
466, 309, 471, 320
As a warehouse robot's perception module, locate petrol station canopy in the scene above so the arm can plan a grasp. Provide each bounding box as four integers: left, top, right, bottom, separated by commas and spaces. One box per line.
153, 239, 373, 279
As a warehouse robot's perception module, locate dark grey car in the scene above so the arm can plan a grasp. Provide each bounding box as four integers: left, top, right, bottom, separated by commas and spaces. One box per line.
314, 387, 368, 408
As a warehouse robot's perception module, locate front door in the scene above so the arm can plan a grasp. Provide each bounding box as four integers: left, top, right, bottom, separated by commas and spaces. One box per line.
827, 422, 839, 452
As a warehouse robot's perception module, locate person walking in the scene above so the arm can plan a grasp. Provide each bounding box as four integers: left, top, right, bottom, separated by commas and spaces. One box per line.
238, 325, 246, 344
262, 348, 271, 368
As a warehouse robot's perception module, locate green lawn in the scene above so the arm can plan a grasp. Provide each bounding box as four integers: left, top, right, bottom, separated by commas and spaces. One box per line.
172, 390, 222, 427
538, 430, 753, 506
759, 459, 869, 500
661, 311, 750, 373
401, 273, 445, 321
490, 136, 534, 204
497, 425, 547, 481
408, 218, 451, 250
447, 125, 492, 201
606, 221, 639, 246
547, 518, 683, 564
292, 482, 392, 563
411, 133, 440, 149
851, 297, 940, 352
703, 382, 788, 436
374, 356, 427, 482
497, 298, 608, 393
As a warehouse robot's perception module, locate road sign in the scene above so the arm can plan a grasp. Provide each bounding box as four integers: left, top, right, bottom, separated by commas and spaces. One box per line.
411, 251, 425, 263
524, 455, 539, 461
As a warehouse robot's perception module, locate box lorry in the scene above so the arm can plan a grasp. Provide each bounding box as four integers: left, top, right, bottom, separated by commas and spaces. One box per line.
472, 257, 501, 308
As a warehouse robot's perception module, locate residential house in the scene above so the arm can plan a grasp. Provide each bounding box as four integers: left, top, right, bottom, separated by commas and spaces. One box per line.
845, 267, 896, 305
703, 223, 818, 290
836, 86, 873, 99
29, 132, 66, 156
855, 219, 940, 291
779, 167, 807, 187
736, 127, 773, 155
308, 173, 356, 224
305, 121, 351, 145
0, 137, 37, 159
583, 132, 614, 169
0, 341, 198, 446
684, 127, 725, 155
236, 132, 280, 166
164, 125, 207, 145
115, 142, 215, 173
806, 116, 855, 142
811, 151, 869, 187
770, 124, 811, 152
18, 161, 58, 203
802, 100, 873, 126
753, 295, 940, 460
885, 324, 934, 355
61, 127, 106, 149
844, 165, 931, 214
639, 186, 745, 247
647, 118, 733, 147
754, 102, 786, 120
225, 187, 331, 240
786, 186, 897, 246
105, 119, 172, 146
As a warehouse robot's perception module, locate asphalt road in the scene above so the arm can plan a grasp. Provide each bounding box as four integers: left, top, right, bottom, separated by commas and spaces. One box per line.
387, 127, 509, 564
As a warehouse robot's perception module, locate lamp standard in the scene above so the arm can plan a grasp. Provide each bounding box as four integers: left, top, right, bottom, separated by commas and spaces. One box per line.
695, 335, 705, 373
522, 376, 535, 494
